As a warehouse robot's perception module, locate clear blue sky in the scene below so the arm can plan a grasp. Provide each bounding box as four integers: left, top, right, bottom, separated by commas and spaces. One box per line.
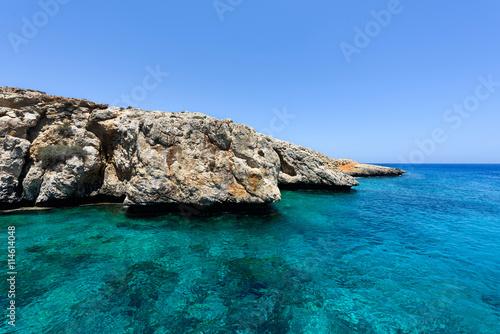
1, 0, 499, 163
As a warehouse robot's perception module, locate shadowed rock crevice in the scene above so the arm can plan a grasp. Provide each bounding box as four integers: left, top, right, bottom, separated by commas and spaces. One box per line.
15, 159, 33, 201
276, 150, 297, 177
26, 111, 48, 142
86, 121, 115, 163
15, 121, 43, 200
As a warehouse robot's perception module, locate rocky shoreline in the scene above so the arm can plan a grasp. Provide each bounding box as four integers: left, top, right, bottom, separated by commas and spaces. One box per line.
0, 87, 405, 212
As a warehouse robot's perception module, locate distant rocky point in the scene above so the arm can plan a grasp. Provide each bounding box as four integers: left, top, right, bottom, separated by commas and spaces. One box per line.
0, 87, 405, 212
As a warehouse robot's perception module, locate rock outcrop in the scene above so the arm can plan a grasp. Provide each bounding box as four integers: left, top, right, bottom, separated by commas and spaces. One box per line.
262, 136, 359, 190
90, 108, 281, 207
333, 159, 406, 177
0, 87, 404, 211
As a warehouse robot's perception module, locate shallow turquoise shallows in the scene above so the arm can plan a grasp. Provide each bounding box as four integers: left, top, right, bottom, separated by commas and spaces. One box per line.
1, 164, 500, 333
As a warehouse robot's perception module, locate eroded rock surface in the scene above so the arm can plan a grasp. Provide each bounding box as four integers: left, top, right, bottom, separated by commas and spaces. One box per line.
262, 136, 359, 190
0, 87, 282, 208
90, 108, 280, 206
0, 87, 402, 210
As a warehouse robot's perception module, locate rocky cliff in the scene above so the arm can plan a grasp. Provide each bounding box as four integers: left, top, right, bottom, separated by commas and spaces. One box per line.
0, 87, 404, 211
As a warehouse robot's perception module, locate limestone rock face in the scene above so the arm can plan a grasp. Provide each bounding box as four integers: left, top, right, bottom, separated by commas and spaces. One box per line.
0, 87, 285, 208
0, 87, 402, 210
0, 136, 30, 203
0, 87, 44, 109
90, 108, 281, 206
1, 87, 108, 205
263, 136, 359, 190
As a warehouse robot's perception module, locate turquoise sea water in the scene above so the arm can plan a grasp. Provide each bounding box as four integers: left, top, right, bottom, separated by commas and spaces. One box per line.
1, 164, 500, 333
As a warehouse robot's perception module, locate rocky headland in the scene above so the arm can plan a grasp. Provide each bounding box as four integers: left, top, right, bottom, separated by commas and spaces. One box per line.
0, 87, 405, 212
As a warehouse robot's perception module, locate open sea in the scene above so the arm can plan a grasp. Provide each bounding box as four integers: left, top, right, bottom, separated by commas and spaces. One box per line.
1, 164, 500, 334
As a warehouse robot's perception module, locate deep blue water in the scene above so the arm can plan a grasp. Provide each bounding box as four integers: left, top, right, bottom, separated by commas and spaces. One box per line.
1, 164, 500, 333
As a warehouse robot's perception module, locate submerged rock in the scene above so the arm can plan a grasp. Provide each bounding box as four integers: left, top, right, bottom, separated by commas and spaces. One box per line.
482, 294, 500, 310
0, 87, 403, 210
